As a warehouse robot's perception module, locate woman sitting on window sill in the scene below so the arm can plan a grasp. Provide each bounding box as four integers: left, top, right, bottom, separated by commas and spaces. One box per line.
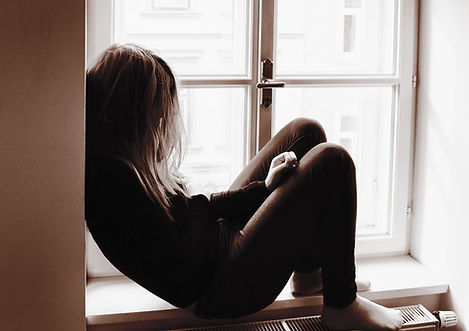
85, 43, 403, 331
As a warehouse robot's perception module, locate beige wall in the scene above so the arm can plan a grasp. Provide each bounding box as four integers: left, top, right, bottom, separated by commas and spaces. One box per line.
0, 1, 85, 331
412, 1, 469, 330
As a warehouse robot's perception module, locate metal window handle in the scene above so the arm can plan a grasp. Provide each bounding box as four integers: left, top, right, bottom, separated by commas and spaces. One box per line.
256, 80, 286, 89
258, 59, 286, 107
257, 79, 285, 107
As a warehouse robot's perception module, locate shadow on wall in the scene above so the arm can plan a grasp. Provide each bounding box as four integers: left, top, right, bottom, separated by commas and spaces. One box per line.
411, 1, 469, 330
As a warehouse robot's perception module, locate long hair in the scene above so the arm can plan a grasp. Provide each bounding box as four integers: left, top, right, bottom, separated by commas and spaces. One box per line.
86, 43, 188, 217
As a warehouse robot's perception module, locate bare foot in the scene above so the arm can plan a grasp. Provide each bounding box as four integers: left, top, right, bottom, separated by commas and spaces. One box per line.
291, 269, 371, 295
321, 295, 403, 331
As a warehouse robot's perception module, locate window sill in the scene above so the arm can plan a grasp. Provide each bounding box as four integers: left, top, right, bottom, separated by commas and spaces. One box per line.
86, 255, 448, 330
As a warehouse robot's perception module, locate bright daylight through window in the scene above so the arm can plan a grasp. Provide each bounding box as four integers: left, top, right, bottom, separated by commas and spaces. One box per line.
86, 0, 417, 275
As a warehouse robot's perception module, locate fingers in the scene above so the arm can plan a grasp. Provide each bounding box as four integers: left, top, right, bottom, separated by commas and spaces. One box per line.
271, 153, 284, 165
287, 151, 297, 168
283, 151, 297, 168
265, 151, 298, 192
273, 162, 289, 174
272, 151, 297, 169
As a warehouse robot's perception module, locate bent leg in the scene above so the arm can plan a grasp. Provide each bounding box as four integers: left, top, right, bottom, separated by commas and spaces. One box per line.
195, 143, 357, 318
229, 117, 326, 190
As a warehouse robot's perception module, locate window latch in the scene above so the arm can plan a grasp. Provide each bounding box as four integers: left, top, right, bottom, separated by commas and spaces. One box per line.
257, 59, 286, 107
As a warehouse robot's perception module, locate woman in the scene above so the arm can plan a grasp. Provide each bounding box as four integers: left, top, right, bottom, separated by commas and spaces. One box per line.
85, 44, 403, 330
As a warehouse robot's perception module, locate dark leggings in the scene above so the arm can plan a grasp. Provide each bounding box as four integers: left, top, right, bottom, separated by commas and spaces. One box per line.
194, 118, 358, 319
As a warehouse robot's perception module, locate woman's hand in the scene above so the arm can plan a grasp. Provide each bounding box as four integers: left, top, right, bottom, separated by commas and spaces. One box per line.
265, 151, 297, 192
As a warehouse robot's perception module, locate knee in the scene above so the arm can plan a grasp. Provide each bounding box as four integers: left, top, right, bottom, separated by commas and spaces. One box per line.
287, 117, 327, 143
315, 143, 355, 174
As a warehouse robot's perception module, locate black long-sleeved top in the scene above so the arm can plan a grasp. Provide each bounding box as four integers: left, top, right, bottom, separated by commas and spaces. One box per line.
85, 156, 269, 308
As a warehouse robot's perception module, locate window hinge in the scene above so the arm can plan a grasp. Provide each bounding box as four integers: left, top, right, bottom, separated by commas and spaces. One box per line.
411, 75, 417, 88
406, 206, 413, 219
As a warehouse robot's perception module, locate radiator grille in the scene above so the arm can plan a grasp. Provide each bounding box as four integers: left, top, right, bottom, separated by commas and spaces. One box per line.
171, 304, 438, 331
285, 316, 328, 331
398, 304, 434, 324
178, 320, 287, 331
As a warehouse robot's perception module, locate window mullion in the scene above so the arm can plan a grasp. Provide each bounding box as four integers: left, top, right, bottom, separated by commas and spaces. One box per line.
257, 0, 276, 151
248, 0, 261, 161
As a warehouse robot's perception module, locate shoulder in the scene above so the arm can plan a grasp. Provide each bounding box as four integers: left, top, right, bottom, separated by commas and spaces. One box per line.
87, 155, 133, 178
85, 156, 146, 210
86, 156, 139, 190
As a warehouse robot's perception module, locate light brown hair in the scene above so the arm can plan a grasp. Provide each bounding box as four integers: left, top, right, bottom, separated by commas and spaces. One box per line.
86, 44, 187, 217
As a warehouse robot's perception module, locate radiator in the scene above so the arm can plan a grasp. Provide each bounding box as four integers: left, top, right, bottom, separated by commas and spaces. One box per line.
170, 305, 456, 331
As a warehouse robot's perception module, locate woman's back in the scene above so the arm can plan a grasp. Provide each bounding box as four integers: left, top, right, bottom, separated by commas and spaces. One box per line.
86, 155, 217, 308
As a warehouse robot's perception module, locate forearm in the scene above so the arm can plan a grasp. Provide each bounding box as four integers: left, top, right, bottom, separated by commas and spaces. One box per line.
210, 180, 269, 220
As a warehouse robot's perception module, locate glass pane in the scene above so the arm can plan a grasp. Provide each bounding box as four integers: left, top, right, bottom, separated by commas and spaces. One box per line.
345, 0, 362, 8
276, 0, 396, 75
179, 87, 246, 193
114, 0, 250, 76
273, 87, 393, 234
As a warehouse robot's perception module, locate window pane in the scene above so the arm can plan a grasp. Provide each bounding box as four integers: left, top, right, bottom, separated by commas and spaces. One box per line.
114, 0, 250, 76
276, 0, 396, 75
343, 15, 357, 52
179, 88, 246, 193
345, 0, 362, 8
273, 87, 393, 234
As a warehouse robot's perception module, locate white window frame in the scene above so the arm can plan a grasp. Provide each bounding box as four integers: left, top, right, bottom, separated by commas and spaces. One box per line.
86, 0, 418, 277
259, 0, 418, 258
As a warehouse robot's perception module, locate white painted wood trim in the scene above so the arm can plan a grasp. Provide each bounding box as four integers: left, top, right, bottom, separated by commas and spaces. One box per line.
87, 255, 448, 327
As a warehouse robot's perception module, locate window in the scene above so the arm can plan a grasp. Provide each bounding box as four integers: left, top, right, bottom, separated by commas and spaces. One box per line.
87, 0, 418, 276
